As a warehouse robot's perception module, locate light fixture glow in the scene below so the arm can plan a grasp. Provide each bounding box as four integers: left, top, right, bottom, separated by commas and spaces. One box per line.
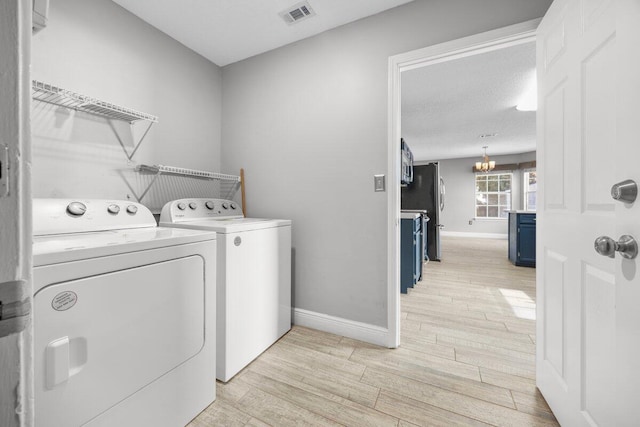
516, 71, 537, 112
475, 146, 496, 172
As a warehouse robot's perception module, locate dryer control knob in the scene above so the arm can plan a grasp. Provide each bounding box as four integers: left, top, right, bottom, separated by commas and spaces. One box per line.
189, 202, 197, 210
222, 202, 229, 209
67, 202, 87, 216
126, 205, 138, 214
205, 201, 215, 210
177, 203, 187, 211
107, 204, 120, 214
230, 202, 238, 210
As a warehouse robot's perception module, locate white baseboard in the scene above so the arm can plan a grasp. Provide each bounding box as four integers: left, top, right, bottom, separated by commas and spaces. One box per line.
441, 231, 508, 239
293, 308, 390, 347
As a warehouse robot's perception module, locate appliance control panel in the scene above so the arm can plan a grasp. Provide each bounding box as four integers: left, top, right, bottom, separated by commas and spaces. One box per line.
160, 198, 243, 222
33, 199, 157, 236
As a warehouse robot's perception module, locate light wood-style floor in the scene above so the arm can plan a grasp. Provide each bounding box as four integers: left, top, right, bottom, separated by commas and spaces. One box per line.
189, 236, 557, 426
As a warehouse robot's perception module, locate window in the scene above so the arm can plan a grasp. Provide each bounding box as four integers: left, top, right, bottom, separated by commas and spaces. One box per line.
475, 173, 512, 218
524, 170, 537, 211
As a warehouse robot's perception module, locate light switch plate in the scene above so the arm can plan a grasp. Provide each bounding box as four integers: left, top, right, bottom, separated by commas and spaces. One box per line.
374, 174, 385, 192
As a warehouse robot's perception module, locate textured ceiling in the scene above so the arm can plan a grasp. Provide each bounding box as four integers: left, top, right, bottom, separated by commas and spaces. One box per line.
401, 42, 536, 162
111, 0, 415, 66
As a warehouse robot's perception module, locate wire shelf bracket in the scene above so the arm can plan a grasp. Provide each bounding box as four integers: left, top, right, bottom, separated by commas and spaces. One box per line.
134, 164, 242, 203
32, 80, 158, 160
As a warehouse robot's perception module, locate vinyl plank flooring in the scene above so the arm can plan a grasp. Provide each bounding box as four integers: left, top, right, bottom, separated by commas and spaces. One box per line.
456, 347, 536, 380
187, 399, 251, 427
244, 418, 271, 427
436, 334, 536, 362
189, 236, 558, 426
269, 340, 366, 379
375, 391, 492, 427
279, 330, 356, 359
361, 368, 555, 427
406, 311, 509, 332
350, 346, 481, 381
238, 370, 398, 427
235, 388, 343, 427
421, 324, 537, 353
479, 368, 539, 394
248, 354, 380, 408
359, 365, 516, 409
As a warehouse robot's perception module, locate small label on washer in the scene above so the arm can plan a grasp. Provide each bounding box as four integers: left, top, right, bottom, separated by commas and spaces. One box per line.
234, 236, 242, 246
52, 291, 78, 311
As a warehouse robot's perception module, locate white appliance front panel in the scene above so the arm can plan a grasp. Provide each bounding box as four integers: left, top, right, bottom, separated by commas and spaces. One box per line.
170, 217, 291, 233
218, 225, 292, 381
34, 256, 205, 427
33, 227, 216, 267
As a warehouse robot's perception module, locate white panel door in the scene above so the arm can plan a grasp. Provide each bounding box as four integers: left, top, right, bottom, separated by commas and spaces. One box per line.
536, 0, 640, 425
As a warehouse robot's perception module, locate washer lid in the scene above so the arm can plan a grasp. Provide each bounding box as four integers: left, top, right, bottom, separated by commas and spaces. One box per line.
33, 226, 216, 266
160, 217, 291, 233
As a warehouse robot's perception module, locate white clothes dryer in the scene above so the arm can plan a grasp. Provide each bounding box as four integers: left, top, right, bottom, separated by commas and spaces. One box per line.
160, 198, 291, 382
33, 199, 217, 427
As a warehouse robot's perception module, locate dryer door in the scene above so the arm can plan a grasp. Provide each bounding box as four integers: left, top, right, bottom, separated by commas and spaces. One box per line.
34, 255, 205, 427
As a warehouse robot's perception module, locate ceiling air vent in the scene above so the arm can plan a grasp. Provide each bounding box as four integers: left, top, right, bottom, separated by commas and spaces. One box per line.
279, 1, 316, 25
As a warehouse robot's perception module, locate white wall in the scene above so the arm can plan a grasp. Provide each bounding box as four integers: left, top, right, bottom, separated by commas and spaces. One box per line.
221, 0, 552, 328
435, 151, 536, 236
30, 0, 222, 211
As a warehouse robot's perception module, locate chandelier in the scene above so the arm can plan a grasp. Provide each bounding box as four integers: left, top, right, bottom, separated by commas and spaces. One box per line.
475, 146, 496, 172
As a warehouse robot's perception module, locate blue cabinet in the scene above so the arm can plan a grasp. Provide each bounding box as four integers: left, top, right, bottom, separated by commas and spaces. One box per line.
508, 212, 536, 267
401, 215, 422, 293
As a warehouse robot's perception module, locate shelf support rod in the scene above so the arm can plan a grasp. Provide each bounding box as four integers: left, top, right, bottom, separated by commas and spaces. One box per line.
126, 121, 154, 160
240, 168, 246, 216
136, 170, 162, 202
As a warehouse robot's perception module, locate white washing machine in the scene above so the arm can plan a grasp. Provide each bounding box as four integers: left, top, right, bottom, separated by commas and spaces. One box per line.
160, 198, 291, 382
33, 199, 217, 427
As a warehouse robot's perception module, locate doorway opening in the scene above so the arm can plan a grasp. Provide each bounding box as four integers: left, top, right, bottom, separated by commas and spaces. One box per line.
386, 18, 540, 349
385, 19, 553, 423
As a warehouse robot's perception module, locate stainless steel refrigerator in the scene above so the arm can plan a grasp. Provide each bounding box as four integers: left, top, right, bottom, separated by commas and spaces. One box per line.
401, 162, 445, 261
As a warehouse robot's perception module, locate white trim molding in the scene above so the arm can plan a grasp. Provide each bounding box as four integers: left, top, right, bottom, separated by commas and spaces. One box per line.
441, 231, 508, 239
387, 18, 540, 351
293, 308, 390, 348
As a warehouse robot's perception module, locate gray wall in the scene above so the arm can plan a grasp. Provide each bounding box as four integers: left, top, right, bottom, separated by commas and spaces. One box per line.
434, 152, 536, 236
31, 0, 222, 209
221, 0, 552, 327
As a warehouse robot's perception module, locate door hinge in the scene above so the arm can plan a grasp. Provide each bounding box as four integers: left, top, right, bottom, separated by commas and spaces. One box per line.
0, 280, 31, 338
0, 145, 8, 197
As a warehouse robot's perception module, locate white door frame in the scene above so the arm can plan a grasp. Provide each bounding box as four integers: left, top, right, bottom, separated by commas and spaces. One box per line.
386, 19, 540, 348
0, 0, 33, 425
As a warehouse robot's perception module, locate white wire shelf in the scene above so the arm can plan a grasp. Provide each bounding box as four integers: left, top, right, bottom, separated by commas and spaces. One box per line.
136, 165, 241, 182
134, 164, 241, 204
32, 80, 158, 124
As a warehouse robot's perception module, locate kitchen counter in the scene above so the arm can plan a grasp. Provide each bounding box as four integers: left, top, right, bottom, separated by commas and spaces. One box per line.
400, 212, 421, 220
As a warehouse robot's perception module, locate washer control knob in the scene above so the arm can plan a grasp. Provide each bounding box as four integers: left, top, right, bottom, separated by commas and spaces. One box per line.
107, 204, 120, 214
177, 203, 186, 211
230, 202, 238, 210
189, 202, 197, 210
67, 202, 87, 216
222, 202, 229, 210
205, 201, 215, 210
126, 205, 138, 214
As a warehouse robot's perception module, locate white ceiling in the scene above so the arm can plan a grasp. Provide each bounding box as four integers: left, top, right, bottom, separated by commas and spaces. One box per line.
401, 42, 537, 162
111, 0, 415, 66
